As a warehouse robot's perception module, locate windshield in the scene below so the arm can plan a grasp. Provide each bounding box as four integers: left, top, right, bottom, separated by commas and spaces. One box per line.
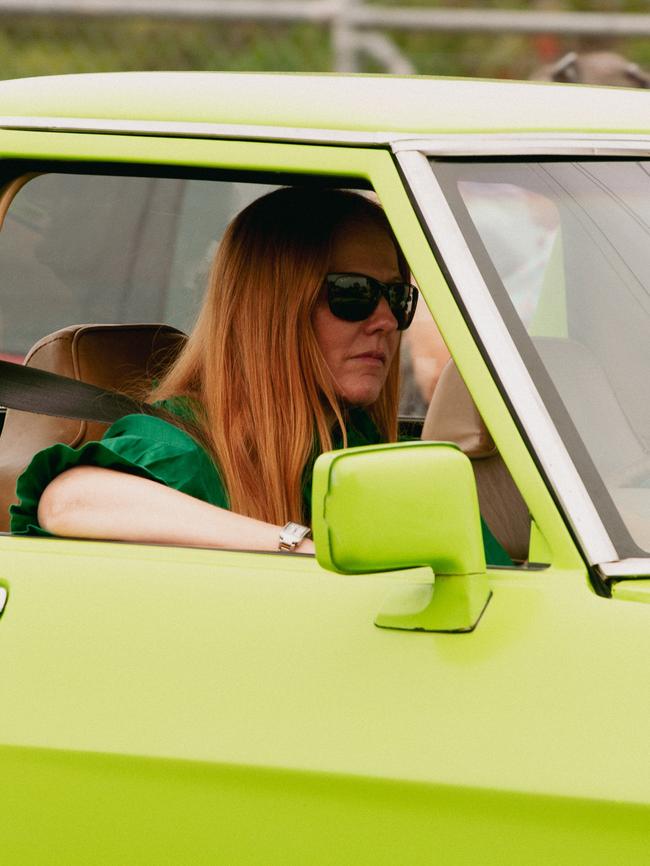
431, 159, 650, 557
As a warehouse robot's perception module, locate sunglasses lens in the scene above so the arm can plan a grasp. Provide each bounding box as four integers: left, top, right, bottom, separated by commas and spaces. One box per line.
388, 283, 418, 330
327, 275, 378, 322
326, 275, 418, 330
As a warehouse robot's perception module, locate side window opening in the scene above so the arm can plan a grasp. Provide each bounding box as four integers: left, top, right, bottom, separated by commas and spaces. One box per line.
0, 163, 529, 563
0, 167, 435, 528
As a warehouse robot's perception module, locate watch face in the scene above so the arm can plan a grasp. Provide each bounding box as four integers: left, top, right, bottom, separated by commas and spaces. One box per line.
279, 523, 310, 548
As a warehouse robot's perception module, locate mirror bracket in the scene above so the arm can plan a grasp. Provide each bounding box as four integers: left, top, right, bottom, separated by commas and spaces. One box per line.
375, 572, 492, 633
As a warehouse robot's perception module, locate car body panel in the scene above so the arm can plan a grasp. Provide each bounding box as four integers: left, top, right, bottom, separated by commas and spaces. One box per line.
4, 747, 648, 866
3, 751, 649, 866
0, 536, 648, 863
0, 72, 650, 136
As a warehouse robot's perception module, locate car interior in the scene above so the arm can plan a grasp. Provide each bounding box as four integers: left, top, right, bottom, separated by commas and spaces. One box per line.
0, 165, 531, 562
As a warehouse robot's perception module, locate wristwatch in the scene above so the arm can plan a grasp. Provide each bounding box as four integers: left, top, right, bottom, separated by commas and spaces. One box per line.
278, 521, 312, 551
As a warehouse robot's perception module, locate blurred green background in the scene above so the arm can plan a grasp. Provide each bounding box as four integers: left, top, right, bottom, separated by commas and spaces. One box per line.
0, 0, 649, 81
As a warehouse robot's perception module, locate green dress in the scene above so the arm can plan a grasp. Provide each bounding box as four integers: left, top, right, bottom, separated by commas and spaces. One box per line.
9, 401, 512, 566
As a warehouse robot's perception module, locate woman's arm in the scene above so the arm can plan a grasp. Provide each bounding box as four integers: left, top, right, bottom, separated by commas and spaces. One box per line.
37, 466, 315, 553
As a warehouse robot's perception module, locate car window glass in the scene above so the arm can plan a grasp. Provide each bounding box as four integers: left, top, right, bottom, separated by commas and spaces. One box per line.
432, 159, 650, 555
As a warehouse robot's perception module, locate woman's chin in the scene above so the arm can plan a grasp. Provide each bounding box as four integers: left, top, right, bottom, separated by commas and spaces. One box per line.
338, 383, 384, 407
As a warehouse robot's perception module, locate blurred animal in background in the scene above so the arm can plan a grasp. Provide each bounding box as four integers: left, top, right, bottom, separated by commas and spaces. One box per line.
531, 51, 650, 88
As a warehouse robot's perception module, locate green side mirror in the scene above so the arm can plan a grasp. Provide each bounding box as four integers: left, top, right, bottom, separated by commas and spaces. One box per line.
312, 441, 492, 633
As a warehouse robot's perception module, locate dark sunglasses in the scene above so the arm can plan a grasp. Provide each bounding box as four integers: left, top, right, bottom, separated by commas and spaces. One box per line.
324, 272, 419, 331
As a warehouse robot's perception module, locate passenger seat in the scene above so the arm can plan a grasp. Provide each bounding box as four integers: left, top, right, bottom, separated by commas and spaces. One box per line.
421, 359, 530, 562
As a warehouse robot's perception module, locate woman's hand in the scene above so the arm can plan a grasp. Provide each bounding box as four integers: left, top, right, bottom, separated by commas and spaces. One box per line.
38, 466, 314, 553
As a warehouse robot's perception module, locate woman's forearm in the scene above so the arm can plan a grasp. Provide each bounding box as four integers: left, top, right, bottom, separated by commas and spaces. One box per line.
37, 466, 315, 553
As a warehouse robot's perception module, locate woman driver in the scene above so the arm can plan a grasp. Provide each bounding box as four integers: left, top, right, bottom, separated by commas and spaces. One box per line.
10, 188, 408, 552
10, 186, 509, 564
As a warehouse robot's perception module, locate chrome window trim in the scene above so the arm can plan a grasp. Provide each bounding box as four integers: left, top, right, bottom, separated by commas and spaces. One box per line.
397, 149, 618, 566
2, 120, 650, 155
0, 116, 397, 147
392, 133, 650, 156
599, 560, 650, 578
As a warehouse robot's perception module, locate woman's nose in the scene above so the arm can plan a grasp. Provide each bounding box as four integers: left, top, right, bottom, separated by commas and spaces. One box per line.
365, 295, 398, 333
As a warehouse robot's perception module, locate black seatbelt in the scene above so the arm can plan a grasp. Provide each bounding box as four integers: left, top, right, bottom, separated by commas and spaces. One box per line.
0, 359, 159, 424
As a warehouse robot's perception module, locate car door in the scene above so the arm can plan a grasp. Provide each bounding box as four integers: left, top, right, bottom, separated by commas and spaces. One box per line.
0, 130, 648, 866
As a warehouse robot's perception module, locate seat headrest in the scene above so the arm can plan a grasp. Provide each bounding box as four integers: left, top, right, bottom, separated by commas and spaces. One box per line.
23, 323, 186, 390
422, 359, 496, 458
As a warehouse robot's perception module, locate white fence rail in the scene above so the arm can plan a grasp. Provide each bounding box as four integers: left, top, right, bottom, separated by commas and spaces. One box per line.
1, 1, 650, 73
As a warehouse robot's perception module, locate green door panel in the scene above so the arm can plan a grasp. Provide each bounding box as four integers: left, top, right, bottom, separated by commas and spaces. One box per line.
0, 534, 649, 864
2, 745, 648, 866
612, 578, 650, 603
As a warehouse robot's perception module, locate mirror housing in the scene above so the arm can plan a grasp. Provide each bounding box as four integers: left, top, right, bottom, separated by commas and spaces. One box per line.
312, 441, 491, 633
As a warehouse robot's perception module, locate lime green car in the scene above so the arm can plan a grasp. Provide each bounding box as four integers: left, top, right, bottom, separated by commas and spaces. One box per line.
0, 72, 648, 865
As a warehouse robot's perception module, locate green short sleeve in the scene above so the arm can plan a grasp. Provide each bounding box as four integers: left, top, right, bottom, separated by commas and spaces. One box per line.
10, 413, 227, 536
480, 518, 513, 567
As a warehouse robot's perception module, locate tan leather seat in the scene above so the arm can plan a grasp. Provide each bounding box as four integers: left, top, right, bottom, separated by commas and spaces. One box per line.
422, 359, 530, 562
0, 323, 186, 531
533, 336, 645, 478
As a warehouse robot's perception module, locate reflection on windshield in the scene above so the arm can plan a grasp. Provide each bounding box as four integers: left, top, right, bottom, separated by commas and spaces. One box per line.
459, 181, 560, 327
433, 159, 650, 556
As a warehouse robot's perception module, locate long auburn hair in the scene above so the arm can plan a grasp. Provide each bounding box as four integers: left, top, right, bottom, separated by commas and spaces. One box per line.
151, 187, 407, 525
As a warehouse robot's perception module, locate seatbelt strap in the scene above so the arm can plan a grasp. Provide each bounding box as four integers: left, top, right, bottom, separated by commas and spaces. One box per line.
0, 358, 159, 424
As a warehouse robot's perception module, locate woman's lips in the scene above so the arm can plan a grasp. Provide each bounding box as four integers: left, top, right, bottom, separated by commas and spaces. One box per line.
350, 350, 386, 366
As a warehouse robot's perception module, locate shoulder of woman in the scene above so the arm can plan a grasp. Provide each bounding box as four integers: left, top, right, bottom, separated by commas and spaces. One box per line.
104, 411, 205, 454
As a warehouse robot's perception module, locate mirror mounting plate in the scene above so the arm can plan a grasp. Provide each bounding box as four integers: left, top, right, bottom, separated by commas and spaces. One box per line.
375, 572, 492, 633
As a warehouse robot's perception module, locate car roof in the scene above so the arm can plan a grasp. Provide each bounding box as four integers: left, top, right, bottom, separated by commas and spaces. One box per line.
0, 71, 649, 137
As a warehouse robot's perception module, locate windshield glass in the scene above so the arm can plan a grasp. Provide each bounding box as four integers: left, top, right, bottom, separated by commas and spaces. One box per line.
431, 159, 650, 556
